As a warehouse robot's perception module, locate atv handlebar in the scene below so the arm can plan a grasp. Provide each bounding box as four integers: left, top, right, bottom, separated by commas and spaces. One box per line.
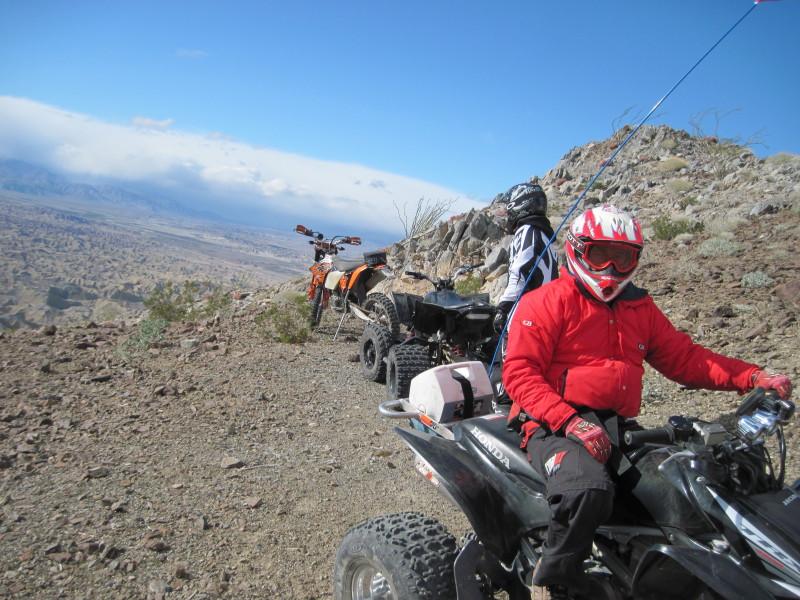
624, 427, 675, 448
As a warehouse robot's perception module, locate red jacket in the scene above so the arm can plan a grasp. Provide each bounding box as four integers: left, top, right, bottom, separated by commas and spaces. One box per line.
503, 269, 759, 442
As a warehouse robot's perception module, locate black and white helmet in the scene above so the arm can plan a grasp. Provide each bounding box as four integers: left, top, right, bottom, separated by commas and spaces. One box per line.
505, 183, 548, 232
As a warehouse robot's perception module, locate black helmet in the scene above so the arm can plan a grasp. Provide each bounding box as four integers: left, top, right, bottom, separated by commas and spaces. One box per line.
505, 183, 547, 232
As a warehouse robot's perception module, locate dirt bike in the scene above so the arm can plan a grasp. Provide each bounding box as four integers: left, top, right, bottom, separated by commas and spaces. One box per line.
335, 363, 800, 599
295, 225, 399, 332
358, 264, 497, 396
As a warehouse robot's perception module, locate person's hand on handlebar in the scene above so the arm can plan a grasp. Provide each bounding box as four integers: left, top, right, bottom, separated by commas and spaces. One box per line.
752, 370, 792, 400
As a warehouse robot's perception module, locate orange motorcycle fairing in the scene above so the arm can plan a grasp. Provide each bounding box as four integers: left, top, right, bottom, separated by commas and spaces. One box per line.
346, 264, 369, 289
308, 261, 332, 300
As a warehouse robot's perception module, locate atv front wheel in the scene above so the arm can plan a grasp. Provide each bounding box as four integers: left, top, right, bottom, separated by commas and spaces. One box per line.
386, 344, 430, 400
359, 323, 394, 383
333, 512, 457, 600
363, 293, 401, 339
310, 286, 325, 328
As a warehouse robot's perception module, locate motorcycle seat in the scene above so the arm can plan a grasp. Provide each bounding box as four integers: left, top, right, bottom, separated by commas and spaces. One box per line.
423, 290, 491, 310
332, 257, 364, 272
457, 415, 546, 490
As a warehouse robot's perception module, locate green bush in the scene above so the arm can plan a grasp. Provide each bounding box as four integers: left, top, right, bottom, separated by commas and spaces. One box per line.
116, 317, 167, 359
256, 293, 311, 343
678, 196, 698, 210
657, 157, 688, 172
666, 179, 692, 194
697, 238, 743, 257
454, 274, 483, 296
652, 214, 704, 241
741, 271, 774, 289
144, 280, 231, 322
660, 139, 678, 151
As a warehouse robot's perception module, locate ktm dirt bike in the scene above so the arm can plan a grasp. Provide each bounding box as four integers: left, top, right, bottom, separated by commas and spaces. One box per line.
295, 225, 399, 332
335, 364, 800, 600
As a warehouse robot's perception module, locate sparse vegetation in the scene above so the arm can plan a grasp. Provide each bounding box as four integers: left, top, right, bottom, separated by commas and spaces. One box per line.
393, 197, 455, 239
255, 292, 311, 343
116, 317, 168, 359
666, 179, 692, 194
697, 238, 743, 257
661, 138, 678, 151
765, 153, 796, 166
678, 196, 698, 210
657, 157, 688, 172
652, 214, 704, 241
741, 271, 774, 289
454, 274, 483, 296
144, 280, 231, 322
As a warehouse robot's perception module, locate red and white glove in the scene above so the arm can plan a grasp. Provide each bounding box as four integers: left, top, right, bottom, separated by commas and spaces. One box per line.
564, 415, 612, 464
752, 370, 793, 400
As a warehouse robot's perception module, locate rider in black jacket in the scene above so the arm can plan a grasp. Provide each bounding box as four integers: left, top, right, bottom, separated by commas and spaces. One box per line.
493, 181, 559, 335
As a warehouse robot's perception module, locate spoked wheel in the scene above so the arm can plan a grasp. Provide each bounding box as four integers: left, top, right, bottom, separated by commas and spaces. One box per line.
334, 512, 457, 600
386, 344, 430, 400
359, 323, 394, 383
363, 293, 401, 339
310, 286, 325, 327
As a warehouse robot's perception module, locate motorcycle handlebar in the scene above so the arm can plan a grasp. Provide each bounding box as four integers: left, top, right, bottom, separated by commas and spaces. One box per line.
624, 427, 674, 448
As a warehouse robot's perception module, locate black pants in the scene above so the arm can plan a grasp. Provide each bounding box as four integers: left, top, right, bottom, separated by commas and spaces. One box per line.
527, 431, 615, 587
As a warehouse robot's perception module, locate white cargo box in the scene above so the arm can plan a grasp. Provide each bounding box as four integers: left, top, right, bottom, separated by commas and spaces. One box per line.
408, 361, 495, 424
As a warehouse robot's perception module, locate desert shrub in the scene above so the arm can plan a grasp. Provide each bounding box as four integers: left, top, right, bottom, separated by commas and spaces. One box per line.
697, 238, 743, 257
652, 214, 704, 241
144, 280, 231, 322
707, 216, 746, 236
116, 317, 167, 359
741, 271, 774, 289
666, 179, 692, 194
454, 274, 483, 296
766, 153, 796, 166
678, 196, 698, 210
255, 293, 311, 343
657, 157, 688, 172
660, 138, 678, 151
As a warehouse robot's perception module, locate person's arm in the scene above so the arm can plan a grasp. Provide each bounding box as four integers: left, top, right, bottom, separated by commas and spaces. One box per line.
645, 300, 758, 392
502, 290, 577, 431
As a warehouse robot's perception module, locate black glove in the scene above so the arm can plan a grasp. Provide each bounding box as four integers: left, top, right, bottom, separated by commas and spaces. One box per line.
493, 309, 508, 334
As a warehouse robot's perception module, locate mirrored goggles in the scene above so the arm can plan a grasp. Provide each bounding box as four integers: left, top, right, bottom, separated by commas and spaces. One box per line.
583, 242, 640, 273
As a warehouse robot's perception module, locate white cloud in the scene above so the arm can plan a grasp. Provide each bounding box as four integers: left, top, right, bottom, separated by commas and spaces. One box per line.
0, 96, 480, 234
131, 116, 175, 130
175, 48, 208, 59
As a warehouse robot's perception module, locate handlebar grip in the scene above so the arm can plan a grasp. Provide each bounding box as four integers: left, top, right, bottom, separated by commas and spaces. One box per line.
624, 428, 674, 448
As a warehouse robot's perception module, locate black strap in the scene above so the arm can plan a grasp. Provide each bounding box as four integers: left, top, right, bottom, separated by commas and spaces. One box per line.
451, 372, 475, 419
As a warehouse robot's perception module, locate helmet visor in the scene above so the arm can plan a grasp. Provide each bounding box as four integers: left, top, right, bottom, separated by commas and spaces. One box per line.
584, 242, 639, 273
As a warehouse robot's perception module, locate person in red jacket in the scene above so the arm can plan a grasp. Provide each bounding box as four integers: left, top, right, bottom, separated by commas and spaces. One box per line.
502, 204, 792, 597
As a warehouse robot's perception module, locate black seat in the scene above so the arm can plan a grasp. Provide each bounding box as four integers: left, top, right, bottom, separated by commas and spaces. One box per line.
332, 257, 364, 272
423, 290, 486, 310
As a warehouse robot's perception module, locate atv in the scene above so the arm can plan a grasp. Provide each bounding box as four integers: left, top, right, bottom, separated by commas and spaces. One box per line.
335, 362, 800, 599
358, 264, 497, 395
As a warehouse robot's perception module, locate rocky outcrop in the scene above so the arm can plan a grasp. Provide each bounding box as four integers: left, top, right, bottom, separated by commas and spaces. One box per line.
386, 125, 800, 303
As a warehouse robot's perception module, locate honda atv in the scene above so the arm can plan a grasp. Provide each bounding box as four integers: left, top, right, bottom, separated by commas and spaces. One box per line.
360, 264, 497, 398
335, 362, 800, 599
295, 225, 399, 334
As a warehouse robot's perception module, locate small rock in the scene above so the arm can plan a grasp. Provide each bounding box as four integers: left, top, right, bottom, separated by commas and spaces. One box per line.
88, 373, 112, 383
193, 515, 209, 531
243, 496, 262, 509
145, 538, 170, 552
221, 456, 244, 469
86, 466, 111, 479
173, 562, 191, 580
347, 353, 359, 363
180, 339, 199, 350
147, 579, 172, 600
40, 325, 57, 336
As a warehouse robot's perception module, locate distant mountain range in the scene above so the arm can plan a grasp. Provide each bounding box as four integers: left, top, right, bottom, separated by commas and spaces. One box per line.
0, 159, 221, 220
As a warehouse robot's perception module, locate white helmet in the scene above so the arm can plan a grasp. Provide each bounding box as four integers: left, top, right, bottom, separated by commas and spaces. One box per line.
565, 205, 644, 302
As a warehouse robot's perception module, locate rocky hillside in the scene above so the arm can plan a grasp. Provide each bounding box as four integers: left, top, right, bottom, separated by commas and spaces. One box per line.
0, 125, 798, 599
387, 124, 800, 301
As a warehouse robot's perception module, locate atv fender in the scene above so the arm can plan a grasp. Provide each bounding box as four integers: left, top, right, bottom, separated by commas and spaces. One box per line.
632, 544, 775, 600
396, 427, 534, 563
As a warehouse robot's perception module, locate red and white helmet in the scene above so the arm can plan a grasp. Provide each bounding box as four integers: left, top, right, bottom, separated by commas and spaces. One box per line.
565, 205, 644, 302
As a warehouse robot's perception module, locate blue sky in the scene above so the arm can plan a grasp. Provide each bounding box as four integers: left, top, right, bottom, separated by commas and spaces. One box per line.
1, 0, 798, 234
